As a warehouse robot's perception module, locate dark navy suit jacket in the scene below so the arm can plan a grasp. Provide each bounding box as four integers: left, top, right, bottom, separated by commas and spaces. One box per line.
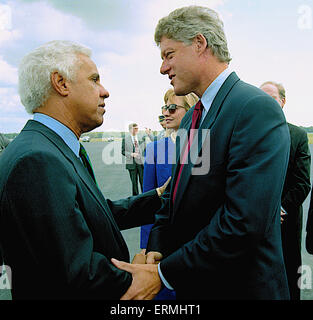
147, 72, 291, 299
0, 120, 161, 299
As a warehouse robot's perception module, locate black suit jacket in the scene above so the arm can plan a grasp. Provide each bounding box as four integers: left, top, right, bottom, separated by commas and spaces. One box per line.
281, 124, 311, 254
0, 120, 161, 299
147, 72, 291, 299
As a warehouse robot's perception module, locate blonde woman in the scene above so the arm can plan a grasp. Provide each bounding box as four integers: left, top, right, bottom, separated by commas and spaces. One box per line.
141, 88, 198, 300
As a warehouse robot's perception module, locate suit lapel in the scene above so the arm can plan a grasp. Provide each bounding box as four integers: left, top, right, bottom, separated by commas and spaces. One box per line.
71, 156, 124, 233
172, 72, 240, 214
199, 72, 240, 132
24, 121, 120, 231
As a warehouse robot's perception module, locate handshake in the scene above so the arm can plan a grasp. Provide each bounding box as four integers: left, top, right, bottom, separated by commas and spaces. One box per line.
111, 250, 164, 300
111, 177, 172, 300
131, 249, 163, 265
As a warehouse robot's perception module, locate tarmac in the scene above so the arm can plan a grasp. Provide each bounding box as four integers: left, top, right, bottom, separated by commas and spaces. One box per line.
1, 140, 313, 300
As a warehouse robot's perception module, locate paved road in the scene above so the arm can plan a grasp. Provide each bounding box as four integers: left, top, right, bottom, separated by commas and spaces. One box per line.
1, 140, 313, 300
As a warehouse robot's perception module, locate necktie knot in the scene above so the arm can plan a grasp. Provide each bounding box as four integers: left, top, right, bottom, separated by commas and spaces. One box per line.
79, 144, 87, 158
195, 100, 203, 112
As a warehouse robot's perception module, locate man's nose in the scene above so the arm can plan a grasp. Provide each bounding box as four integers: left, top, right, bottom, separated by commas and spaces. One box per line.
160, 60, 170, 75
100, 84, 109, 99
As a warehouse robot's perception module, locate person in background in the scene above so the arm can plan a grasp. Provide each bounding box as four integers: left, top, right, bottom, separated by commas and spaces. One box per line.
260, 81, 311, 300
141, 89, 198, 249
121, 123, 147, 196
0, 133, 10, 157
140, 88, 198, 300
156, 114, 167, 140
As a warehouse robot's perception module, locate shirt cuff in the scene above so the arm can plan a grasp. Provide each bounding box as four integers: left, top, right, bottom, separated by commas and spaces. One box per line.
158, 263, 174, 290
281, 206, 288, 215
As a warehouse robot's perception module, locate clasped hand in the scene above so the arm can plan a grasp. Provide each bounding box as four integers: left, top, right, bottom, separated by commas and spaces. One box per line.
131, 249, 163, 265
111, 250, 163, 300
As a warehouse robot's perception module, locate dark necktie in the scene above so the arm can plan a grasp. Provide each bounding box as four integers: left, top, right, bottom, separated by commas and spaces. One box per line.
173, 100, 204, 203
134, 138, 142, 163
134, 139, 139, 153
79, 144, 97, 185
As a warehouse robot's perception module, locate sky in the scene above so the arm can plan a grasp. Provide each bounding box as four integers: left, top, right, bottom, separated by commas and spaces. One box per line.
0, 0, 312, 133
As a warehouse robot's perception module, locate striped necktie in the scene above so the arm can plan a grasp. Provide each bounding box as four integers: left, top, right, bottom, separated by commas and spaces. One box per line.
79, 144, 97, 185
172, 100, 204, 203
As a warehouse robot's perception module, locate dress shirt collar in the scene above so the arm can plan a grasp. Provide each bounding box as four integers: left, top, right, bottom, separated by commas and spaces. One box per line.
200, 67, 233, 115
33, 113, 80, 157
131, 134, 138, 143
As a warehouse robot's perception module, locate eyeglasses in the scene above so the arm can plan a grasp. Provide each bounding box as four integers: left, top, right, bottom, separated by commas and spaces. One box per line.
161, 104, 185, 114
158, 115, 165, 122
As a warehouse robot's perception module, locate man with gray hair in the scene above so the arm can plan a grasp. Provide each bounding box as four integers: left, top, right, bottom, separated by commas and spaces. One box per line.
112, 6, 291, 300
0, 40, 168, 299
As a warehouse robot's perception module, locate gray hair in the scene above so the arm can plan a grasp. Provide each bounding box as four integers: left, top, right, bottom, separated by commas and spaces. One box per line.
18, 40, 92, 114
154, 6, 231, 63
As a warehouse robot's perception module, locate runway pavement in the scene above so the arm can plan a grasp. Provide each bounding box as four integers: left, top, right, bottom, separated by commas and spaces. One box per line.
1, 140, 313, 300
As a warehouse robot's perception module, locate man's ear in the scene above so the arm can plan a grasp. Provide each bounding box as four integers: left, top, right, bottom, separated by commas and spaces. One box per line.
281, 97, 286, 108
193, 34, 208, 54
51, 72, 70, 97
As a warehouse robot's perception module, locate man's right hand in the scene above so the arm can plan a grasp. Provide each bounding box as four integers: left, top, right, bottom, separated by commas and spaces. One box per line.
131, 152, 140, 159
111, 258, 161, 300
146, 251, 163, 264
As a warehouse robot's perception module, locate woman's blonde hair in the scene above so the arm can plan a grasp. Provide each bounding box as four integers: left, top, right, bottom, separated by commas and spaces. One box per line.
163, 89, 199, 137
163, 88, 198, 111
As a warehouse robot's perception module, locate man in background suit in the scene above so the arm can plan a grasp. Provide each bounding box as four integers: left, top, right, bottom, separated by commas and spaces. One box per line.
155, 115, 166, 140
0, 133, 10, 157
261, 81, 311, 300
122, 123, 148, 195
0, 40, 168, 299
112, 6, 291, 300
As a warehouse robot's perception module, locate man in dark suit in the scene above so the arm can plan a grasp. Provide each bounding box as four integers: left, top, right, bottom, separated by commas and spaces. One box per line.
260, 81, 311, 300
0, 40, 169, 299
112, 6, 291, 300
121, 123, 146, 195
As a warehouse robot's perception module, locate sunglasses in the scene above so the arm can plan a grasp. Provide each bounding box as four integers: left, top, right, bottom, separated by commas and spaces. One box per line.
158, 115, 165, 122
161, 104, 185, 114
